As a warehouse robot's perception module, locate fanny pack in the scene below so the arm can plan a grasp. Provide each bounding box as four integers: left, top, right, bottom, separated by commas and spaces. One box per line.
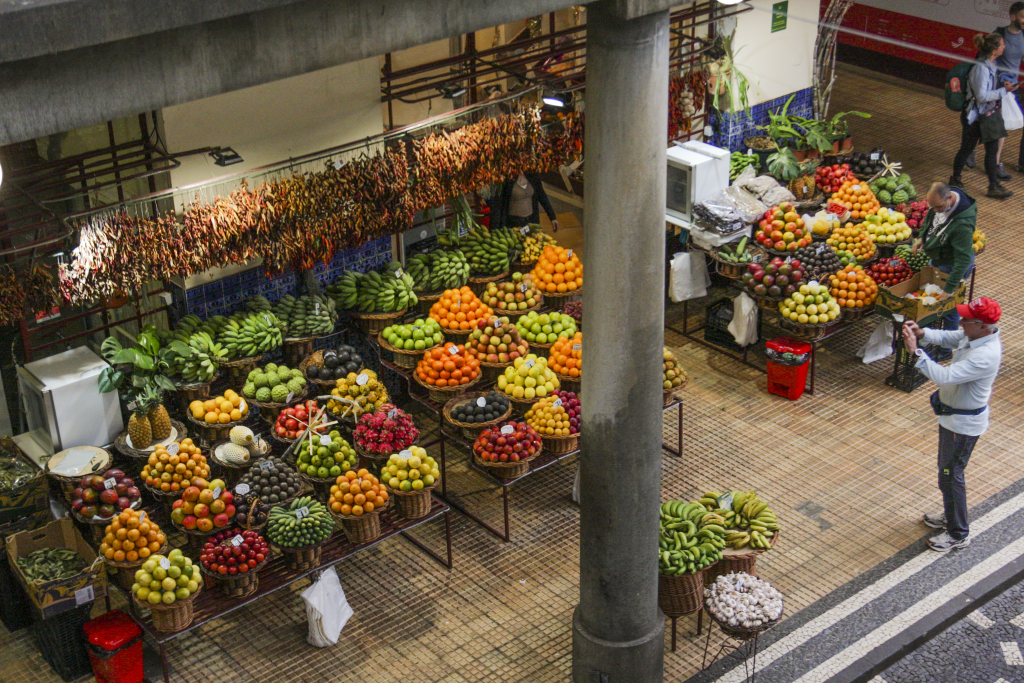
930, 391, 987, 416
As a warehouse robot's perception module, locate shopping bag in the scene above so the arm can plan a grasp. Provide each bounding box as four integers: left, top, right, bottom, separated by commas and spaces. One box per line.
727, 292, 758, 347
857, 319, 895, 364
301, 566, 353, 647
669, 251, 710, 302
572, 464, 580, 505
1003, 91, 1024, 131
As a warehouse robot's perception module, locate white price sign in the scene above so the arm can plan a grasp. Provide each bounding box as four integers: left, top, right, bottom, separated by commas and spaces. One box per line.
260, 460, 274, 472
320, 434, 332, 446
553, 398, 563, 408
525, 359, 535, 369
295, 506, 309, 520
400, 449, 413, 459
520, 283, 527, 292
103, 478, 116, 490
572, 344, 581, 352
567, 249, 573, 258
138, 511, 147, 523
500, 425, 514, 435
74, 585, 95, 605
167, 443, 180, 456
235, 483, 251, 495
520, 226, 530, 235
159, 557, 171, 570
448, 346, 459, 355
356, 373, 369, 386
286, 392, 295, 403
387, 408, 398, 419
395, 268, 404, 279
212, 487, 222, 500
476, 397, 487, 408
231, 535, 244, 547
495, 319, 503, 328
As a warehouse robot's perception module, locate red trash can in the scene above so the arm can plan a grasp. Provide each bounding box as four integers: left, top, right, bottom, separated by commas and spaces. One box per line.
765, 338, 812, 400
82, 610, 143, 683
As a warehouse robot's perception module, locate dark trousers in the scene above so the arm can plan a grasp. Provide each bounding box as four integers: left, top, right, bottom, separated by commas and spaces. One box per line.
953, 111, 999, 184
938, 425, 979, 540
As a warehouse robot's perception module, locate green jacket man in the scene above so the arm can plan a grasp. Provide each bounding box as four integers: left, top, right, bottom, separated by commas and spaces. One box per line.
912, 185, 976, 297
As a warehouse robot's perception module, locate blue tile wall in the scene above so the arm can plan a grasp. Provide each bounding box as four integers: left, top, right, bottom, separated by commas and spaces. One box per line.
709, 88, 815, 152
176, 237, 392, 319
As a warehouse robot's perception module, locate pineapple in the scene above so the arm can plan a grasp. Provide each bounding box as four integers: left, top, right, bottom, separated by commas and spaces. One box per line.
146, 386, 172, 441
128, 398, 153, 449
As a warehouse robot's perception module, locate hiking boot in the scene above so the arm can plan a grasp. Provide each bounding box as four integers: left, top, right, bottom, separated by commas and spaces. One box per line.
949, 175, 965, 189
987, 181, 1014, 199
965, 150, 976, 168
927, 531, 970, 553
923, 511, 946, 529
997, 163, 1012, 180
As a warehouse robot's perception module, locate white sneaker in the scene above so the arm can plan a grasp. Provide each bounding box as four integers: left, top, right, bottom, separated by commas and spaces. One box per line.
922, 512, 946, 529
927, 531, 970, 553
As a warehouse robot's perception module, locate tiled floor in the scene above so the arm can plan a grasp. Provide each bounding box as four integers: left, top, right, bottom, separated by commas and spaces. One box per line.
3, 68, 1024, 682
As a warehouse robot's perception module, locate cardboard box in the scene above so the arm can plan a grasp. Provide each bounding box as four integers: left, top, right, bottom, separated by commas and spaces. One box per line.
0, 508, 52, 554
7, 517, 106, 618
0, 436, 49, 525
875, 266, 966, 323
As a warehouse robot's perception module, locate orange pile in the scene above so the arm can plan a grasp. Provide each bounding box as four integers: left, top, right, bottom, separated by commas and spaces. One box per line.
531, 246, 583, 294
429, 287, 493, 331
329, 469, 389, 516
548, 332, 582, 377
189, 390, 247, 424
140, 440, 209, 493
828, 265, 879, 308
99, 508, 166, 563
826, 223, 876, 262
415, 344, 481, 387
829, 181, 880, 220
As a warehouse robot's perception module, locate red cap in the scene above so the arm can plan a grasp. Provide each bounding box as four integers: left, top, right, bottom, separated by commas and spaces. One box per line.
956, 297, 1001, 324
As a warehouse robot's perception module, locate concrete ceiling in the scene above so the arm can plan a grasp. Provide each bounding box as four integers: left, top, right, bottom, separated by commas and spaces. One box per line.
0, 0, 678, 145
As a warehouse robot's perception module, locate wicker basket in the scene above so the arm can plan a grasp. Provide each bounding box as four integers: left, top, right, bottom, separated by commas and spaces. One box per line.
297, 352, 343, 393
663, 378, 688, 408
168, 377, 217, 413
704, 531, 779, 585
282, 336, 319, 367
172, 519, 230, 554
334, 497, 390, 544
112, 421, 187, 469
841, 303, 875, 322
776, 315, 843, 341
352, 443, 391, 472
478, 358, 513, 385
526, 339, 554, 353
220, 355, 263, 385
387, 484, 437, 520
442, 392, 514, 441
415, 291, 443, 316
495, 299, 543, 319
105, 543, 169, 591
199, 562, 261, 597
540, 432, 579, 455
540, 288, 581, 307
142, 483, 183, 511
46, 446, 112, 504
506, 392, 542, 415
705, 601, 781, 639
439, 325, 473, 343
186, 413, 248, 449
752, 293, 786, 312
248, 388, 309, 426
378, 333, 440, 370
209, 444, 256, 489
474, 449, 540, 481
468, 270, 509, 297
134, 583, 201, 634
710, 246, 766, 279
658, 570, 707, 617
413, 372, 479, 404
554, 372, 580, 394
350, 310, 407, 336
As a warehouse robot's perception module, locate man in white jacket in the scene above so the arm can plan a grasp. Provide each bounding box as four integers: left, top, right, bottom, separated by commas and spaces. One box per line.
902, 297, 1003, 552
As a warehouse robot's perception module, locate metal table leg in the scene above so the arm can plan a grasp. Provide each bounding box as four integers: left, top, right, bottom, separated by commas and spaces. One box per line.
159, 640, 170, 683
671, 616, 677, 652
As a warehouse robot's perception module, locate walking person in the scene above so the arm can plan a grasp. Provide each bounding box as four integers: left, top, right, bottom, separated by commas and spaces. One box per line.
902, 298, 1003, 552
490, 173, 560, 232
951, 32, 1016, 199
996, 2, 1024, 174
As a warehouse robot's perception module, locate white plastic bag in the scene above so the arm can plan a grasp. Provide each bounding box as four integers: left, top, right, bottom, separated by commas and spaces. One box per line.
857, 319, 895, 364
301, 566, 353, 647
727, 292, 759, 347
1003, 90, 1023, 131
669, 251, 710, 302
572, 464, 580, 504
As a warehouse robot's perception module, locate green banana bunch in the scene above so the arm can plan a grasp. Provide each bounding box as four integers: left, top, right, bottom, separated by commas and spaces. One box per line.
459, 226, 520, 276
327, 263, 418, 313
405, 249, 470, 292
658, 499, 727, 575
165, 330, 227, 383
271, 294, 337, 338
699, 490, 779, 548
217, 311, 284, 359
245, 296, 273, 313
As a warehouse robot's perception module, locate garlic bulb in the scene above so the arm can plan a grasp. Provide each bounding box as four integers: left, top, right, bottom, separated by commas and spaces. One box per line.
704, 572, 784, 628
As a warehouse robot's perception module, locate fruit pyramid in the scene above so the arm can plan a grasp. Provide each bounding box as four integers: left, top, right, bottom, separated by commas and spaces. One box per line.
328, 369, 388, 417
548, 332, 582, 378
328, 470, 389, 516
100, 508, 167, 563
189, 390, 248, 424
828, 265, 879, 309
826, 223, 876, 262
531, 245, 582, 294
893, 244, 929, 272
382, 446, 440, 492
496, 354, 560, 399
133, 550, 198, 606
141, 440, 210, 493
664, 348, 687, 391
524, 396, 576, 436
429, 287, 493, 331
243, 362, 307, 403
778, 282, 841, 324
828, 179, 880, 220
862, 207, 911, 244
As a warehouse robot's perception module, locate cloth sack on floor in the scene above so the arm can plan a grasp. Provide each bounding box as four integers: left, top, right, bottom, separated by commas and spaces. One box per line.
669, 251, 710, 302
857, 319, 895, 364
1003, 90, 1024, 131
301, 566, 353, 647
727, 292, 758, 347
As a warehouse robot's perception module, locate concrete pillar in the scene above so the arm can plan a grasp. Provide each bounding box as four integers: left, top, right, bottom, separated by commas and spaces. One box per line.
572, 2, 669, 682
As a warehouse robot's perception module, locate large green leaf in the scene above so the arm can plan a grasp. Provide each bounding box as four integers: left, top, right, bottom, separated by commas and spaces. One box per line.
100, 337, 123, 363
110, 348, 141, 365
154, 374, 176, 391
136, 331, 160, 355
97, 367, 123, 393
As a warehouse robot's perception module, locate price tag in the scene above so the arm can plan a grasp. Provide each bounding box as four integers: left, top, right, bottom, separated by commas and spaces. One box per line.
809, 279, 819, 288
747, 148, 753, 156
320, 434, 332, 446
235, 483, 251, 495
420, 229, 428, 239
138, 511, 147, 523
494, 319, 503, 329
387, 408, 398, 419
784, 256, 792, 264
356, 373, 369, 386
167, 443, 180, 456
520, 226, 530, 235
500, 425, 514, 435
454, 297, 461, 308
103, 477, 116, 490
520, 283, 527, 292
286, 392, 295, 403
74, 585, 95, 605
263, 314, 272, 325
230, 535, 244, 547
717, 492, 733, 511
816, 244, 826, 255
315, 302, 321, 315
294, 506, 309, 520
333, 159, 343, 170
889, 259, 901, 268
852, 184, 862, 192
567, 249, 573, 259
159, 557, 171, 570
525, 359, 535, 369
400, 449, 413, 459
448, 346, 459, 356
553, 398, 563, 408
412, 325, 420, 331
213, 486, 222, 500
870, 153, 880, 161
260, 460, 274, 472
127, 400, 138, 411
395, 268, 404, 279
572, 343, 581, 352
477, 397, 487, 407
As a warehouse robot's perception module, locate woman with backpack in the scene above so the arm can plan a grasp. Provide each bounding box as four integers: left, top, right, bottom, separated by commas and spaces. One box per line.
951, 32, 1017, 199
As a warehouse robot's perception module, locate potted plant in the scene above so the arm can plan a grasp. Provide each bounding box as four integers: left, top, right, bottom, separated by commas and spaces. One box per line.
825, 111, 871, 152
757, 94, 809, 159
799, 119, 836, 158
705, 33, 752, 116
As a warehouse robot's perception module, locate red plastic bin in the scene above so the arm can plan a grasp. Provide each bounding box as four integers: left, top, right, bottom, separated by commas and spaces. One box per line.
765, 338, 811, 400
82, 610, 143, 683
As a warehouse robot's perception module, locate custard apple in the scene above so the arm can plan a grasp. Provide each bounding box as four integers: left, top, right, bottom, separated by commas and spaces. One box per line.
877, 189, 892, 204
242, 382, 256, 398
252, 372, 268, 388
291, 368, 304, 380
265, 372, 280, 388
264, 363, 278, 373
271, 384, 290, 403
247, 369, 261, 382
256, 387, 272, 402
286, 378, 304, 394
276, 365, 291, 376
892, 189, 909, 204
885, 178, 898, 192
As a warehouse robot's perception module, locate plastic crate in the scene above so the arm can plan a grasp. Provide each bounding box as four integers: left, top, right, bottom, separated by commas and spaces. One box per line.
0, 556, 33, 631
703, 298, 746, 353
885, 319, 949, 393
30, 603, 94, 681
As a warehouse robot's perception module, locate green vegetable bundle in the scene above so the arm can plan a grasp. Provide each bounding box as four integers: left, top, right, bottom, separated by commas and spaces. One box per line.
266, 496, 332, 548
17, 548, 86, 582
